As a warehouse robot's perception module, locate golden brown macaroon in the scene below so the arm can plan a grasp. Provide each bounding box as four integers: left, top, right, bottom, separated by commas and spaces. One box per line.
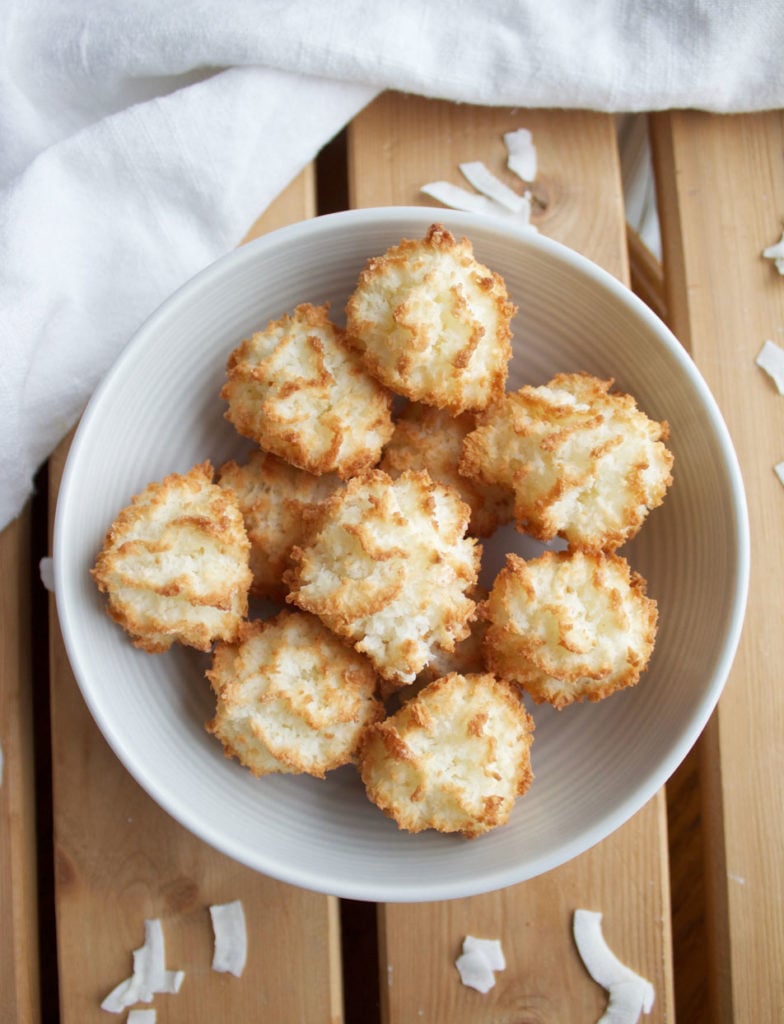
217, 450, 341, 601
285, 469, 480, 687
414, 585, 489, 686
91, 461, 251, 653
378, 586, 489, 704
206, 610, 383, 778
460, 372, 674, 551
345, 224, 516, 414
221, 302, 394, 478
481, 549, 658, 708
357, 672, 534, 838
379, 403, 514, 537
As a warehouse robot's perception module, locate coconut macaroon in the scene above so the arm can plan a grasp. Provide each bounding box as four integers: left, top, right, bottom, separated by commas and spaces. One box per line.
92, 461, 251, 653
481, 550, 658, 709
206, 611, 383, 778
221, 302, 394, 479
357, 672, 534, 838
379, 403, 514, 537
285, 469, 480, 687
414, 585, 489, 686
460, 372, 674, 551
345, 224, 516, 414
378, 587, 490, 704
217, 450, 341, 601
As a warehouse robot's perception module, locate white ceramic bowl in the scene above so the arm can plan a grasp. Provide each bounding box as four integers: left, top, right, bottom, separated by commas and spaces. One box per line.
54, 207, 749, 902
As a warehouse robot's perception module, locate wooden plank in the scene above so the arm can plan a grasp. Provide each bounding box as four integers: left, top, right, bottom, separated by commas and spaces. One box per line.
48, 169, 345, 1024
651, 109, 784, 1023
347, 93, 673, 1023
0, 509, 41, 1024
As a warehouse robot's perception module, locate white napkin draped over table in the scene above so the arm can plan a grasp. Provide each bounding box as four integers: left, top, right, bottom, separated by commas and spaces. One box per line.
2, 0, 782, 531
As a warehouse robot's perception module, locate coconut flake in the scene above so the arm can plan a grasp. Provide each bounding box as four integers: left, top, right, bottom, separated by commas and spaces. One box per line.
132, 918, 167, 999
763, 230, 784, 274
756, 340, 784, 394
421, 180, 535, 229
774, 461, 784, 486
504, 128, 538, 182
101, 976, 142, 1014
572, 910, 654, 1023
127, 1012, 156, 1024
421, 181, 506, 216
461, 935, 506, 972
422, 129, 539, 228
455, 935, 505, 994
459, 161, 528, 214
210, 900, 247, 977
100, 919, 184, 1014
39, 556, 55, 592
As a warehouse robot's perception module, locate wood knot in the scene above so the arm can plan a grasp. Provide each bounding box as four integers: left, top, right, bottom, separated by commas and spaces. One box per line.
54, 844, 79, 891
162, 876, 200, 914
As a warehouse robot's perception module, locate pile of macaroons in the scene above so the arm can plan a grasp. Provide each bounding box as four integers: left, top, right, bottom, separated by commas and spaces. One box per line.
92, 224, 673, 839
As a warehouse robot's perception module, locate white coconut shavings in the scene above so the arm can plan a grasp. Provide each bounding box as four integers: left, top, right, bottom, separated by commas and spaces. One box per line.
210, 900, 248, 977
763, 230, 784, 274
127, 1011, 156, 1024
455, 935, 506, 994
572, 910, 654, 1024
101, 919, 184, 1014
422, 129, 537, 228
459, 161, 529, 213
504, 128, 538, 182
757, 340, 784, 394
39, 556, 55, 593
775, 462, 784, 487
421, 181, 509, 217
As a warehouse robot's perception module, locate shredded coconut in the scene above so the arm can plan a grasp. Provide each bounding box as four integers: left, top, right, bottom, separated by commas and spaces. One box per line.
756, 340, 784, 394
39, 556, 55, 592
421, 180, 508, 216
774, 462, 784, 487
210, 900, 248, 977
127, 1011, 156, 1024
459, 161, 528, 213
455, 935, 506, 993
762, 230, 784, 274
504, 128, 538, 182
100, 919, 184, 1014
572, 910, 654, 1024
421, 129, 537, 228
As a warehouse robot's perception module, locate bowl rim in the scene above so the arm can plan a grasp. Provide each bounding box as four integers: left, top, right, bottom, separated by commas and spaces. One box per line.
53, 206, 751, 901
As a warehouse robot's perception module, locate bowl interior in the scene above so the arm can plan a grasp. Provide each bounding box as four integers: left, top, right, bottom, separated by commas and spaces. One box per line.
54, 207, 748, 902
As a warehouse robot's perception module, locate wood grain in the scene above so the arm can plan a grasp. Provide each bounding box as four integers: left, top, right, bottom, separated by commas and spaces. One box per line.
47, 170, 344, 1024
347, 93, 674, 1024
652, 108, 784, 1023
0, 510, 41, 1024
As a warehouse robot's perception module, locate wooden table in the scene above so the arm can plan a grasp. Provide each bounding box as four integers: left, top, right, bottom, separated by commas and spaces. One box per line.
2, 95, 783, 1023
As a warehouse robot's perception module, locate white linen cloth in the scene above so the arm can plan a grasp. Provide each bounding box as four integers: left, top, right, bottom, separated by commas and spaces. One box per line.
2, 0, 783, 530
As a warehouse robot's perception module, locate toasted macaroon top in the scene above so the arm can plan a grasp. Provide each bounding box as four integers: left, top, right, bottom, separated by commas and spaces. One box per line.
91, 461, 251, 653
379, 403, 514, 537
345, 224, 515, 414
221, 302, 394, 478
460, 372, 673, 551
357, 672, 534, 837
285, 468, 480, 687
206, 610, 383, 778
481, 549, 658, 708
217, 450, 341, 601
